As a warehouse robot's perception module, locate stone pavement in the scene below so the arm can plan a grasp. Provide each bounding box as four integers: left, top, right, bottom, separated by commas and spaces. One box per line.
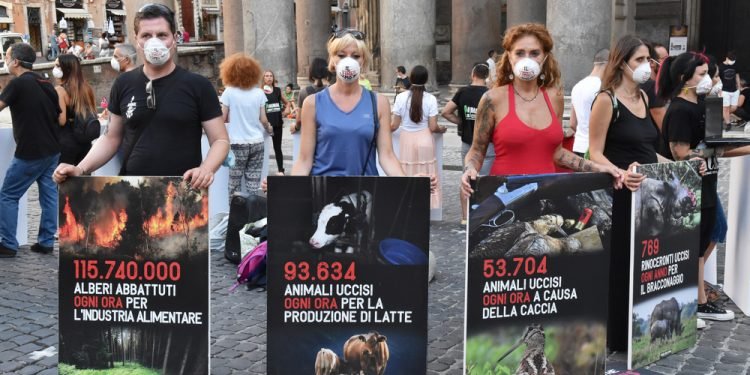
2, 103, 750, 374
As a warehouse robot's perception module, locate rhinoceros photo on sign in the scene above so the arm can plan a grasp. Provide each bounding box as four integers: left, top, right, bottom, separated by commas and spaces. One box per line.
628, 161, 701, 369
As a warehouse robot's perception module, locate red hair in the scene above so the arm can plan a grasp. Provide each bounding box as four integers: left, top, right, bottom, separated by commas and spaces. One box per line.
496, 23, 561, 89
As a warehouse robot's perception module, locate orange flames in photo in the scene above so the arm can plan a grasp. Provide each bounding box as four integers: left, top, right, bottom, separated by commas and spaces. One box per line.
143, 183, 209, 237
59, 196, 85, 242
59, 182, 208, 248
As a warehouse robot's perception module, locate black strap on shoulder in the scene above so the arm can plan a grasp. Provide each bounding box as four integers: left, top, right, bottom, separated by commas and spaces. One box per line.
592, 89, 619, 125
361, 89, 379, 175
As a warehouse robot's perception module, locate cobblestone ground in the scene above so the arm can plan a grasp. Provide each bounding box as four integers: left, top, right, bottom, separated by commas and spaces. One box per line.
1, 115, 749, 374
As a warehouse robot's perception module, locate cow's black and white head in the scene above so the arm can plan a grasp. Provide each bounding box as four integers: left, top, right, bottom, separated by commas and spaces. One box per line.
309, 201, 357, 249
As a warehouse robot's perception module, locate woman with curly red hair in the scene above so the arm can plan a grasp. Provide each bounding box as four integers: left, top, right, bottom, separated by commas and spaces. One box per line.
219, 53, 274, 200
461, 23, 621, 198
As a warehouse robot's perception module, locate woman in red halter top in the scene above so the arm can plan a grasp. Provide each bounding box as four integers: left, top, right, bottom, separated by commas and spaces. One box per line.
461, 23, 622, 198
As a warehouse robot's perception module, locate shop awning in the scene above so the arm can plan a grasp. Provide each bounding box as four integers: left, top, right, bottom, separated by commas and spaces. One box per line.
107, 9, 126, 16
0, 17, 12, 24
57, 8, 92, 20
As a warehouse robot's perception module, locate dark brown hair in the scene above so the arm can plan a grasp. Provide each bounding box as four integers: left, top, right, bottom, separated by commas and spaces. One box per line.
58, 54, 96, 118
601, 35, 647, 92
408, 65, 428, 123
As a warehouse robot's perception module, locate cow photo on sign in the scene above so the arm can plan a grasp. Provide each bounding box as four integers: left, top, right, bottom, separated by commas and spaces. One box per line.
58, 177, 209, 375
267, 177, 430, 374
628, 161, 701, 369
465, 173, 614, 375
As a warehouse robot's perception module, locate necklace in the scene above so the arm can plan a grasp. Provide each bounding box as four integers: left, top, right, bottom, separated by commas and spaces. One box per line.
617, 88, 640, 103
513, 86, 540, 102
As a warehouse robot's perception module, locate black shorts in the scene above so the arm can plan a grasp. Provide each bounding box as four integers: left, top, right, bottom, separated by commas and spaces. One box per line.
700, 205, 718, 257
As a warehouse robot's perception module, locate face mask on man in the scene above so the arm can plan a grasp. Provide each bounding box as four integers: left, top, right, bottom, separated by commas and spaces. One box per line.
627, 62, 651, 84
142, 37, 172, 66
52, 66, 64, 79
513, 56, 546, 81
336, 56, 361, 84
110, 57, 122, 72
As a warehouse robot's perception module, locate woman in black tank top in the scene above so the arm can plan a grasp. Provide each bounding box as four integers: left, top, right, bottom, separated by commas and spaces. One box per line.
588, 36, 673, 352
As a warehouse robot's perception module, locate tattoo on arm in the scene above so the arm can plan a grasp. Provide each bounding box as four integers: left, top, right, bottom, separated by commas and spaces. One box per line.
556, 149, 594, 172
467, 93, 495, 171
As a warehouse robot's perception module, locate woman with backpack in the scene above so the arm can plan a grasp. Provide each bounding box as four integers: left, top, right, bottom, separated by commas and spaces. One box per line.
391, 65, 446, 209
54, 54, 97, 165
588, 35, 705, 350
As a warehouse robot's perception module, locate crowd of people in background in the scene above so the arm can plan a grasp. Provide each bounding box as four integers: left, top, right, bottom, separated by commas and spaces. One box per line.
2, 2, 750, 357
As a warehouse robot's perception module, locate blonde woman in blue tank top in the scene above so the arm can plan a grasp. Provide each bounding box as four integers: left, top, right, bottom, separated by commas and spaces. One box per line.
291, 30, 405, 177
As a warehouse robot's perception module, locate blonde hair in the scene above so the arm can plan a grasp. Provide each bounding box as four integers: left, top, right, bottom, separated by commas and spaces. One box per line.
327, 33, 371, 72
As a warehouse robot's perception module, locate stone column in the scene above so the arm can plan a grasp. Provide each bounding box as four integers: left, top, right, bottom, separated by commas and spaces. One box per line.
295, 0, 330, 83
126, 0, 174, 46
507, 0, 546, 28
450, 0, 502, 86
547, 0, 612, 93
612, 0, 636, 48
380, 0, 436, 90
222, 0, 245, 56
221, 0, 296, 87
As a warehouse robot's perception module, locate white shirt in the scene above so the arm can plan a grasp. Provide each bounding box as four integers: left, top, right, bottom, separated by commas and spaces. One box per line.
571, 76, 602, 153
220, 86, 268, 143
487, 57, 497, 83
392, 91, 439, 132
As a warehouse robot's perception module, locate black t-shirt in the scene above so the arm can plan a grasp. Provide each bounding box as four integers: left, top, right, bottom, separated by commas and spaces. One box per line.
395, 76, 411, 90
719, 63, 738, 92
265, 86, 284, 127
661, 97, 718, 208
451, 85, 488, 144
0, 72, 60, 160
109, 66, 221, 176
641, 79, 667, 108
741, 88, 750, 112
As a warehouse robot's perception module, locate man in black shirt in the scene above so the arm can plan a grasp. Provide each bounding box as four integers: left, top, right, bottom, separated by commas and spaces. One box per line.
441, 62, 493, 224
394, 65, 411, 95
54, 3, 228, 188
0, 43, 61, 257
719, 51, 741, 128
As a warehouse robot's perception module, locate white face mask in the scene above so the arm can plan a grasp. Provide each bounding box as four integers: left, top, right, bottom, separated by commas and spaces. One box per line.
513, 57, 545, 81
627, 62, 651, 84
336, 56, 360, 84
52, 67, 63, 79
142, 37, 172, 66
709, 80, 723, 97
110, 57, 121, 72
694, 75, 713, 95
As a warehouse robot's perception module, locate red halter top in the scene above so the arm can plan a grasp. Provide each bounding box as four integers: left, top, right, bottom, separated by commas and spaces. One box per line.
490, 84, 563, 175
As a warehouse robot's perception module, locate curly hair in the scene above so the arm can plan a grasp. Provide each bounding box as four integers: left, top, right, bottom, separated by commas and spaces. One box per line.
496, 23, 561, 89
220, 53, 262, 90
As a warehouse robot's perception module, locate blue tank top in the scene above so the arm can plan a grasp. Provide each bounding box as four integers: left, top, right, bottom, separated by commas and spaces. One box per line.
311, 87, 379, 176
